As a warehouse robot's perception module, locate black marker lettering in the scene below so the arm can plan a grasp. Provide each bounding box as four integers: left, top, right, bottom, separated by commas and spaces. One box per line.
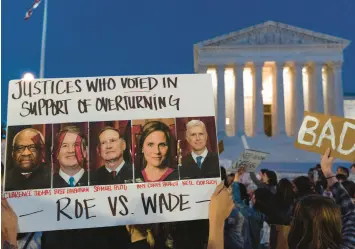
75, 199, 84, 218
141, 193, 157, 214
83, 198, 96, 219
56, 80, 65, 94
180, 194, 191, 211
56, 197, 72, 221
118, 195, 129, 216
12, 81, 23, 100
75, 79, 82, 92
86, 79, 99, 92
169, 193, 180, 211
33, 81, 42, 95
20, 101, 30, 117
169, 95, 180, 110
108, 197, 117, 216
167, 77, 177, 88
159, 194, 169, 213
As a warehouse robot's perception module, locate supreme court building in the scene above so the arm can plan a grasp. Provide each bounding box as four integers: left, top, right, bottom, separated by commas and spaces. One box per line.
194, 21, 352, 168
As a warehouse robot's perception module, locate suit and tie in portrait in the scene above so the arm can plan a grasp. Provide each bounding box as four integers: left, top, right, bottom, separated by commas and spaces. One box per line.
89, 124, 133, 249
51, 125, 89, 188
42, 124, 95, 249
91, 126, 133, 185
179, 119, 220, 180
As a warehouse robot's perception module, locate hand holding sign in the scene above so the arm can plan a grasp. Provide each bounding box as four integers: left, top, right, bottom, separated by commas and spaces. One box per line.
209, 183, 234, 226
320, 148, 335, 177
1, 199, 18, 246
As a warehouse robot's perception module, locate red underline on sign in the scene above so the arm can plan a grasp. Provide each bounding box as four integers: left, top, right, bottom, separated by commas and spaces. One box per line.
124, 91, 151, 93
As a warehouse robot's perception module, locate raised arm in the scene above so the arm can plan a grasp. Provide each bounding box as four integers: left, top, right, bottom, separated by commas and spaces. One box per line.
207, 183, 234, 249
321, 149, 355, 249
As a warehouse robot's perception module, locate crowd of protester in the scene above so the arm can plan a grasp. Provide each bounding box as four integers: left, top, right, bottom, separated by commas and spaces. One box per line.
2, 147, 355, 249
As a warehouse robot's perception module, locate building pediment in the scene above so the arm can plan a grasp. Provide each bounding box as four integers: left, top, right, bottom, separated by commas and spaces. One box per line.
197, 21, 350, 48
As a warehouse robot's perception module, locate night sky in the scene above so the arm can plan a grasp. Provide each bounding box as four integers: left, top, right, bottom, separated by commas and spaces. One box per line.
2, 0, 355, 123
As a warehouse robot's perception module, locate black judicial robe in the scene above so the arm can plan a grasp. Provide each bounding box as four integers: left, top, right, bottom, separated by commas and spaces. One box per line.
5, 164, 51, 191
135, 168, 179, 183
179, 152, 220, 180
92, 162, 134, 185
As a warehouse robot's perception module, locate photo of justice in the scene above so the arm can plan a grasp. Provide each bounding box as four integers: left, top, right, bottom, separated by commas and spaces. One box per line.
4, 117, 220, 191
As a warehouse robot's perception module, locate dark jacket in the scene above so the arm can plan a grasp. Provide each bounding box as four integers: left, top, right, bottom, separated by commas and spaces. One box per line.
52, 171, 89, 188
135, 168, 179, 183
179, 152, 219, 179
5, 164, 51, 191
91, 162, 134, 185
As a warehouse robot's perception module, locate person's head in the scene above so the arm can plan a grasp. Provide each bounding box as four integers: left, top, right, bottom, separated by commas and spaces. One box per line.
288, 195, 341, 249
292, 176, 316, 198
265, 170, 277, 186
54, 126, 87, 171
308, 167, 315, 183
227, 173, 235, 186
259, 169, 268, 183
350, 164, 355, 174
139, 121, 171, 168
12, 128, 44, 173
336, 166, 349, 178
238, 183, 250, 206
185, 120, 207, 153
251, 188, 275, 213
276, 178, 294, 209
98, 127, 126, 164
336, 174, 347, 182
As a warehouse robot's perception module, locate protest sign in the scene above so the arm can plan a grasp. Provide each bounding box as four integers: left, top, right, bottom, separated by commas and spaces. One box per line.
232, 149, 269, 172
295, 111, 355, 162
4, 74, 220, 232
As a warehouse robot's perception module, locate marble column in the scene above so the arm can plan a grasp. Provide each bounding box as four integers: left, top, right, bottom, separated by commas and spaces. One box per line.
313, 63, 324, 113
234, 64, 245, 135
253, 62, 264, 135
197, 65, 208, 74
293, 62, 305, 133
216, 66, 226, 134
333, 61, 344, 117
273, 62, 286, 136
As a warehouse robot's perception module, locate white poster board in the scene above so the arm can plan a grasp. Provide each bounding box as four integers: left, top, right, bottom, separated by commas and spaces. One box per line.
4, 74, 220, 232
232, 149, 269, 172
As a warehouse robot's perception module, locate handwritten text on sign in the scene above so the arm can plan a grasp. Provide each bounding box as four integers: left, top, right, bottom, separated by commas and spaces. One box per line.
233, 149, 269, 172
5, 179, 218, 233
7, 74, 215, 125
295, 111, 355, 162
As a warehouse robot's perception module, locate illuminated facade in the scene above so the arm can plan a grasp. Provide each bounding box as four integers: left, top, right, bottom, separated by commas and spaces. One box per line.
194, 21, 350, 138
194, 21, 351, 166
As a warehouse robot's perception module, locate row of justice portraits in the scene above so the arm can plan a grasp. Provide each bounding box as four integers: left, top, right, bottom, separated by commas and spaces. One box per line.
4, 117, 220, 191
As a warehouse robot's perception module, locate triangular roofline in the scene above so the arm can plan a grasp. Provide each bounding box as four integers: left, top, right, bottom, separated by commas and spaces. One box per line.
195, 21, 351, 48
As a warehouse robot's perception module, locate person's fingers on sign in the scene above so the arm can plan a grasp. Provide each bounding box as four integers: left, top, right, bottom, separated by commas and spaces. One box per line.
237, 166, 245, 175
209, 183, 234, 224
320, 148, 335, 177
1, 198, 18, 245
